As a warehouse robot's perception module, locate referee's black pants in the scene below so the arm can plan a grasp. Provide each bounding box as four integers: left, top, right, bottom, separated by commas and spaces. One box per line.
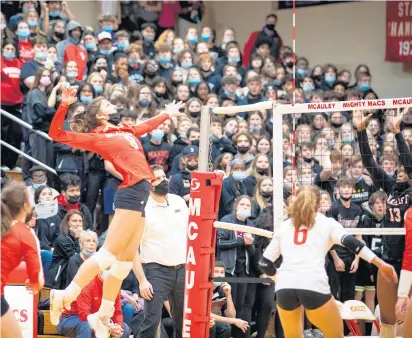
137, 263, 185, 338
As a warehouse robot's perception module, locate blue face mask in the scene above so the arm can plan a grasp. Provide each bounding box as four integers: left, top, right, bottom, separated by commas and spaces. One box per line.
85, 42, 96, 51
325, 75, 336, 84
329, 140, 336, 148
27, 20, 38, 28
82, 249, 94, 257
273, 79, 282, 87
67, 71, 78, 79
360, 84, 370, 91
102, 25, 113, 33
173, 47, 183, 54
151, 130, 165, 141
100, 49, 112, 55
249, 125, 262, 132
3, 52, 16, 60
228, 57, 240, 63
159, 57, 171, 64
188, 78, 201, 86
139, 99, 151, 107
35, 51, 48, 61
17, 29, 30, 39
187, 36, 198, 44
32, 181, 47, 190
232, 171, 246, 181
93, 85, 103, 94
342, 136, 353, 143
303, 84, 314, 93
128, 58, 139, 66
80, 95, 93, 104
179, 132, 187, 139
117, 41, 129, 50
237, 208, 251, 219
296, 68, 308, 76
23, 7, 30, 13
181, 61, 193, 69
201, 33, 211, 41
224, 89, 234, 96
49, 11, 60, 18
387, 171, 395, 177
355, 175, 363, 182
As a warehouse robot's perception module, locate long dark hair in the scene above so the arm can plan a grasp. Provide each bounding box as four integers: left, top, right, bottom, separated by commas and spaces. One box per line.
1, 181, 30, 239
60, 209, 84, 236
70, 96, 105, 133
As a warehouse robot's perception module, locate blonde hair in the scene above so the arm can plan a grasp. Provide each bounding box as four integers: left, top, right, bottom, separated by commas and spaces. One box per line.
288, 186, 321, 230
255, 177, 273, 210
79, 230, 98, 249
155, 29, 175, 49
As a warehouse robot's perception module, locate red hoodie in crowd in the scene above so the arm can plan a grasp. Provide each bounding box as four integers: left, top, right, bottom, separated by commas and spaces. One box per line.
1, 55, 23, 105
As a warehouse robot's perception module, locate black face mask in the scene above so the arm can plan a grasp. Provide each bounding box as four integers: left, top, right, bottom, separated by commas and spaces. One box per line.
171, 79, 183, 86
303, 157, 313, 163
186, 163, 198, 171
54, 31, 65, 39
68, 195, 81, 204
257, 167, 269, 175
145, 69, 157, 77
191, 140, 200, 147
340, 195, 352, 202
285, 61, 294, 69
97, 66, 108, 73
394, 181, 410, 191
331, 122, 343, 129
313, 75, 323, 82
266, 24, 275, 31
154, 91, 166, 98
153, 179, 169, 196
237, 146, 250, 154
108, 112, 120, 126
189, 111, 201, 118
261, 190, 273, 198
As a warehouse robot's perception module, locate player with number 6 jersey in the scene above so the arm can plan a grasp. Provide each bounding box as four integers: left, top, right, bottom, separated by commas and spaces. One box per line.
258, 186, 398, 338
47, 88, 187, 337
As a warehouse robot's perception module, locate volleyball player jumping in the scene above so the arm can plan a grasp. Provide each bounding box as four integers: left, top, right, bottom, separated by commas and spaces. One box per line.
259, 186, 398, 338
48, 88, 185, 337
1, 181, 44, 338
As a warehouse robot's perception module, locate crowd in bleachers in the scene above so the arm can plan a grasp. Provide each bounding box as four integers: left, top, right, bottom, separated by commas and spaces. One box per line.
1, 1, 412, 337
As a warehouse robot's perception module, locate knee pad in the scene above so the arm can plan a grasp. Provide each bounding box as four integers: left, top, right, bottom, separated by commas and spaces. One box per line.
92, 248, 116, 270
380, 323, 397, 338
109, 260, 133, 280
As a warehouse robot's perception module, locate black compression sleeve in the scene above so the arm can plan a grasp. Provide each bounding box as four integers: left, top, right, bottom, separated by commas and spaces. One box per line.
341, 234, 365, 255
259, 255, 277, 277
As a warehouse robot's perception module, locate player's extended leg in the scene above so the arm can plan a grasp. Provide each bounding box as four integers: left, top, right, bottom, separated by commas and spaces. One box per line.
403, 297, 412, 338
305, 297, 344, 338
88, 215, 145, 337
50, 209, 145, 324
377, 270, 398, 338
276, 305, 304, 338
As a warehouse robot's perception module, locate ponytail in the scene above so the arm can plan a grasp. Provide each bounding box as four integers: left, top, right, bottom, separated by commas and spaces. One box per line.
70, 97, 105, 133
1, 202, 13, 239
287, 186, 320, 230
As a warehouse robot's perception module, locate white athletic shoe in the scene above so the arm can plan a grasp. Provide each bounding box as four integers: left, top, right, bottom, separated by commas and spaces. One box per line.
49, 289, 65, 325
87, 312, 109, 338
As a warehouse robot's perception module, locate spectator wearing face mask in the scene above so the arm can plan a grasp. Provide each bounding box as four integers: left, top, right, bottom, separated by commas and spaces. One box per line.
48, 20, 66, 45
233, 132, 255, 170
56, 270, 130, 338
216, 195, 256, 337
55, 20, 87, 80
43, 1, 74, 30
243, 13, 283, 67
7, 0, 37, 32
27, 166, 59, 203
244, 153, 271, 197
56, 173, 93, 230
168, 145, 199, 203
219, 158, 248, 220
143, 123, 172, 173
169, 127, 201, 175
134, 165, 188, 338
152, 76, 173, 106
97, 13, 117, 40
46, 209, 83, 289
66, 230, 98, 285
141, 23, 157, 59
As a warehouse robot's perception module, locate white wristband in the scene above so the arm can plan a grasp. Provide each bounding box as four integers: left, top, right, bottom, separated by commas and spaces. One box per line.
398, 270, 412, 298
358, 246, 376, 263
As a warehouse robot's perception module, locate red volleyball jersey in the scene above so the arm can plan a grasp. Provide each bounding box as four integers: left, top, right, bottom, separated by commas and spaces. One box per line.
49, 104, 169, 188
1, 221, 43, 295
402, 207, 412, 272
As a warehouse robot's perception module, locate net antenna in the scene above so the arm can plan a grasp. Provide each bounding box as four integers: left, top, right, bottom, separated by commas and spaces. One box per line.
199, 101, 284, 230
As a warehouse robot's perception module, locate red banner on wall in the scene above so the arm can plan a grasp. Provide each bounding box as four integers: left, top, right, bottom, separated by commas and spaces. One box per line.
385, 1, 412, 62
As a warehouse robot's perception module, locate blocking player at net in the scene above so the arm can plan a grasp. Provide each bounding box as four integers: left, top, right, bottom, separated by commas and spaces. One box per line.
258, 186, 397, 338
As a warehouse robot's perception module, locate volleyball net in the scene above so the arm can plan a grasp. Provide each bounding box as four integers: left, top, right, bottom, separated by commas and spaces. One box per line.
182, 97, 412, 338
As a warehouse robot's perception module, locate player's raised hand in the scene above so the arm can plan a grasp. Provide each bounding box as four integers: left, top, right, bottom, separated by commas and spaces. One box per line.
392, 109, 404, 134
61, 87, 78, 106
352, 110, 373, 132
165, 100, 187, 118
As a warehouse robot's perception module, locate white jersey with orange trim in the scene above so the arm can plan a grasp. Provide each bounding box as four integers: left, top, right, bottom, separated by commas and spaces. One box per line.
263, 212, 348, 294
